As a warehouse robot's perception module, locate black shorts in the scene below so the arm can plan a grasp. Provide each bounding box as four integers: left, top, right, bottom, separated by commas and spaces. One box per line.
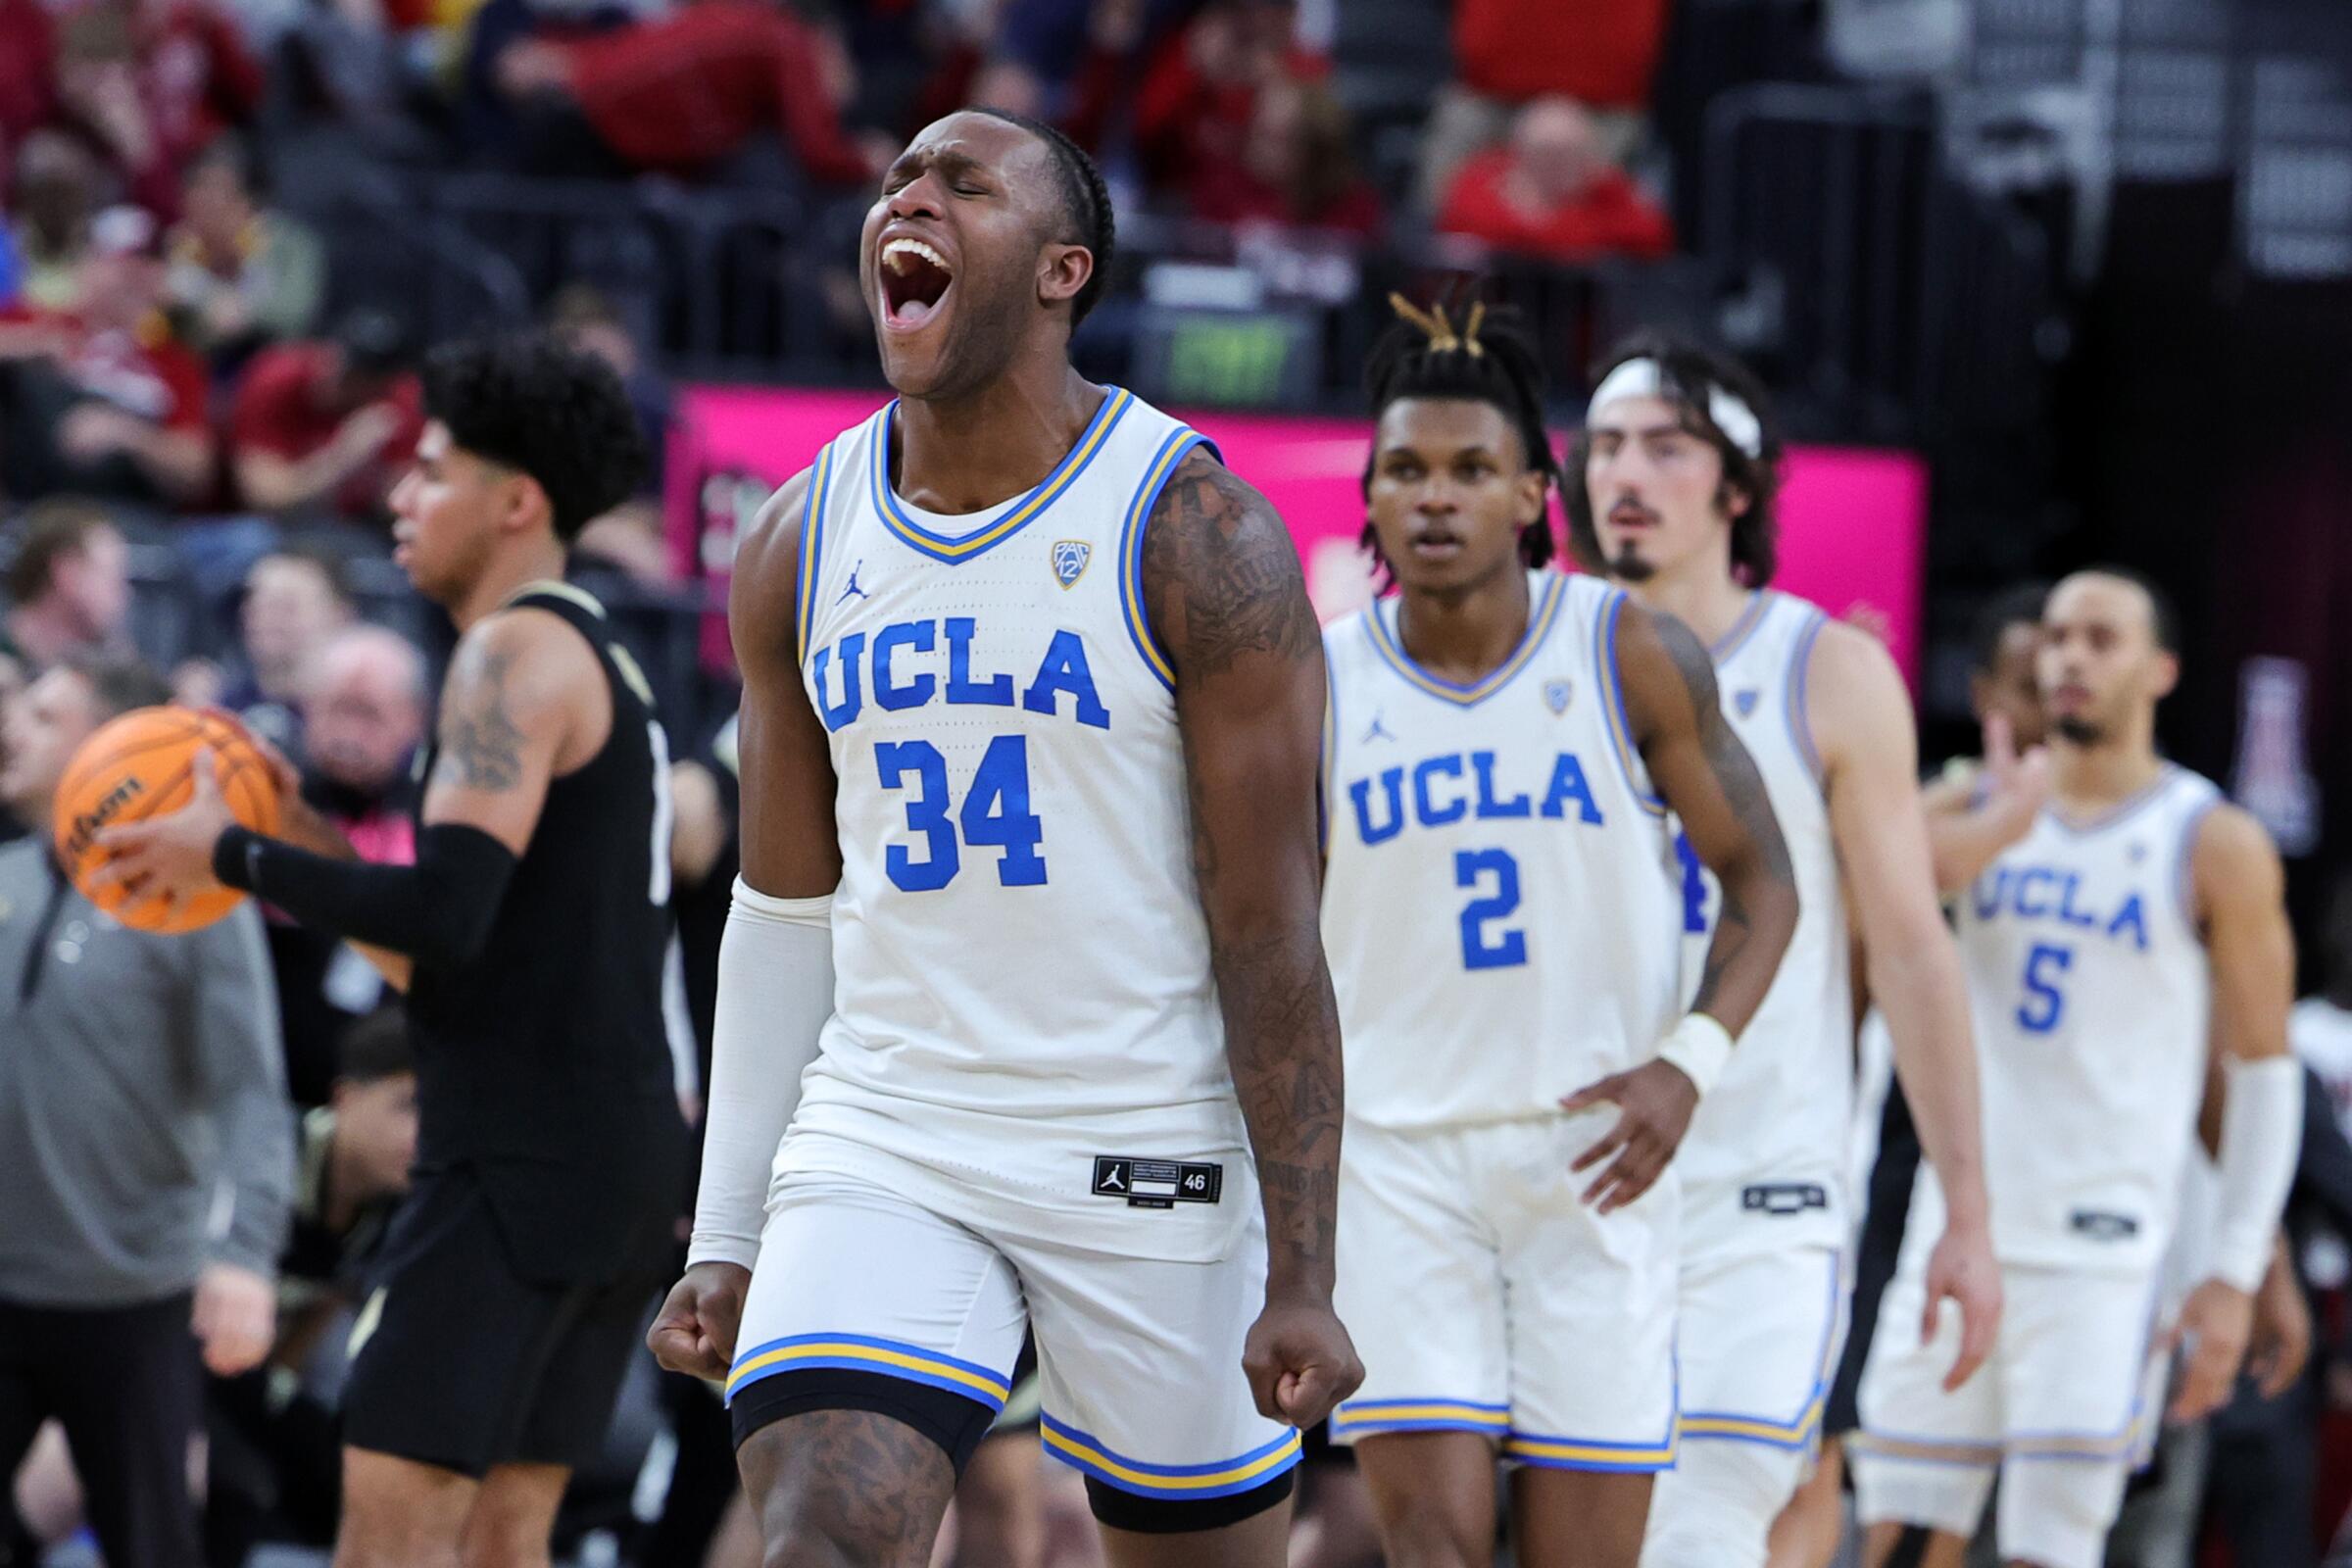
342, 1167, 664, 1478
1825, 1083, 1923, 1438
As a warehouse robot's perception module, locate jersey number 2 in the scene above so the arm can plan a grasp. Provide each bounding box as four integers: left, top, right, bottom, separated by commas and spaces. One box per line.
876, 735, 1048, 892
1455, 849, 1528, 970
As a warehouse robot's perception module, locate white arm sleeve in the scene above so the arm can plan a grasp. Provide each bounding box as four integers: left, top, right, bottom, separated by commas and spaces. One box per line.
2207, 1054, 2303, 1293
687, 878, 835, 1271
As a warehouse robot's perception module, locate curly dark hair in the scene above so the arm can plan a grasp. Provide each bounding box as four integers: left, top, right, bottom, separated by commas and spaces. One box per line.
420, 332, 646, 543
1564, 331, 1785, 586
1359, 292, 1561, 580
970, 108, 1115, 328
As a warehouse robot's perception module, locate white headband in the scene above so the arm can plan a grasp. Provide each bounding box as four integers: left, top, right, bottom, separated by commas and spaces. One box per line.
1587, 358, 1764, 460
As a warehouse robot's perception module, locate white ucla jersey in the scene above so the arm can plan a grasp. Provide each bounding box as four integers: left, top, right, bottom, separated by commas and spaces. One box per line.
1930, 765, 2221, 1276
786, 388, 1249, 1256
1675, 591, 1851, 1260
1321, 571, 1685, 1130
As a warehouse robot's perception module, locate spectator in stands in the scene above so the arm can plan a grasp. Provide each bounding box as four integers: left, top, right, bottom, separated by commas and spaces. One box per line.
217, 544, 359, 757
51, 0, 264, 219
0, 651, 292, 1568
268, 623, 425, 1102
164, 134, 327, 366
0, 0, 59, 149
1, 499, 131, 671
491, 0, 886, 186
1415, 0, 1667, 210
229, 308, 421, 524
1188, 68, 1382, 236
1436, 95, 1674, 263
1131, 0, 1321, 199
0, 646, 24, 844
0, 205, 215, 508
5, 131, 105, 315
549, 284, 675, 584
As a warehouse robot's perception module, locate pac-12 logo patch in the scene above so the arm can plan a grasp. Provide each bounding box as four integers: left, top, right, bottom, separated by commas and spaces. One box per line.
1544, 679, 1574, 714
1051, 540, 1091, 588
1734, 689, 1761, 718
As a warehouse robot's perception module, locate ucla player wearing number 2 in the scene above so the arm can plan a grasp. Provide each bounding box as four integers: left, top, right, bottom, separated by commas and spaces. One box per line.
1319, 298, 1799, 1568
1849, 571, 2301, 1568
647, 110, 1361, 1567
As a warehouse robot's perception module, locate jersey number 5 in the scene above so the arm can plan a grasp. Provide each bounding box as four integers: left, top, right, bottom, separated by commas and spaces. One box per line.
875, 735, 1048, 892
2017, 941, 2074, 1034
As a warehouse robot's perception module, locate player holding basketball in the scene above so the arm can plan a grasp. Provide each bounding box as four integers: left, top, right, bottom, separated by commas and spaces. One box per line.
1848, 569, 2300, 1568
1572, 334, 2002, 1568
1317, 298, 1798, 1567
99, 333, 689, 1568
647, 109, 1358, 1567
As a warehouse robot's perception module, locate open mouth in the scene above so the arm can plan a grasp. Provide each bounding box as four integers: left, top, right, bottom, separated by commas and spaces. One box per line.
1408, 527, 1463, 558
879, 236, 955, 331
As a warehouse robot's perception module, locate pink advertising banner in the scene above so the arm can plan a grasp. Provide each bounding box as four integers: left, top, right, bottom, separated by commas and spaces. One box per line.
668, 386, 1928, 681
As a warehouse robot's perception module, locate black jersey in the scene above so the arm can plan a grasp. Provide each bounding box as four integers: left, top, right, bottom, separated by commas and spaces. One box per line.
405, 582, 687, 1286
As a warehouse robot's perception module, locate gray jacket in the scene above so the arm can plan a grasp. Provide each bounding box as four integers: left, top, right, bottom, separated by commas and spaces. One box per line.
0, 838, 293, 1307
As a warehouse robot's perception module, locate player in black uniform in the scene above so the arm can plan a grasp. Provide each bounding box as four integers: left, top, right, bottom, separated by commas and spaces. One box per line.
100, 332, 689, 1568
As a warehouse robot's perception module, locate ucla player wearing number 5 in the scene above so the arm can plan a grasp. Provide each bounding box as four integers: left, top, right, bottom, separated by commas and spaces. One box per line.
648, 109, 1361, 1568
1849, 571, 2301, 1568
1318, 298, 1798, 1568
97, 334, 690, 1568
1573, 335, 2003, 1568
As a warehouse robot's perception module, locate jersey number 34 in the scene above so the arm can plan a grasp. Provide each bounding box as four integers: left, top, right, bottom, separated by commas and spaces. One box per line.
875, 735, 1047, 891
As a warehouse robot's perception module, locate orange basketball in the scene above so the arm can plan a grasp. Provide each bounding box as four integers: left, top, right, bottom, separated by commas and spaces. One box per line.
52, 707, 283, 934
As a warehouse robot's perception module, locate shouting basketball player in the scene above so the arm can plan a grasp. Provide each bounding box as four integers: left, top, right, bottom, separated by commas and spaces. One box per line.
1316, 297, 1798, 1568
646, 111, 1360, 1567
99, 333, 690, 1568
1848, 569, 2300, 1568
1571, 334, 2003, 1568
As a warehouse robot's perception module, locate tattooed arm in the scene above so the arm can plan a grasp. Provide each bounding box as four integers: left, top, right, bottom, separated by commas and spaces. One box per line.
97, 607, 605, 971
1560, 603, 1797, 1211
1141, 446, 1364, 1428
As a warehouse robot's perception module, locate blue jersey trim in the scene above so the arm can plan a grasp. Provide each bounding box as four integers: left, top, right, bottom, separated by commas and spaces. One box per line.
1709, 591, 1771, 662
1785, 606, 1830, 789
1116, 426, 1215, 692
724, 1332, 1012, 1410
1595, 588, 1667, 817
1039, 1414, 1300, 1497
2045, 763, 2180, 838
1362, 572, 1565, 709
868, 386, 1134, 564
794, 442, 837, 664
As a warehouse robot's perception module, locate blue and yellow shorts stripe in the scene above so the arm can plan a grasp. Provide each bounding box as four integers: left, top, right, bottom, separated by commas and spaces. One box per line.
1503, 1422, 1680, 1473
725, 1333, 1013, 1412
1330, 1397, 1510, 1439
1678, 1381, 1830, 1450
1040, 1414, 1300, 1499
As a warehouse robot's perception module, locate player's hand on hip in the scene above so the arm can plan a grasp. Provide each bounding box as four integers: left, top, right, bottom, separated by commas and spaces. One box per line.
1243, 1294, 1362, 1430
1561, 1059, 1699, 1213
648, 1261, 751, 1384
1921, 1221, 2001, 1392
192, 1261, 277, 1377
2166, 1277, 2256, 1423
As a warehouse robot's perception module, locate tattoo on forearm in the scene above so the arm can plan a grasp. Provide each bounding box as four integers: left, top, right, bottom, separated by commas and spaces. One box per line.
435, 649, 525, 792
1141, 451, 1322, 681
1650, 615, 1792, 1014
1213, 919, 1346, 1276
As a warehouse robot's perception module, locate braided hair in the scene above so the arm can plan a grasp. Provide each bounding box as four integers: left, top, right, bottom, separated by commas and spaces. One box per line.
971, 108, 1115, 327
1360, 292, 1562, 577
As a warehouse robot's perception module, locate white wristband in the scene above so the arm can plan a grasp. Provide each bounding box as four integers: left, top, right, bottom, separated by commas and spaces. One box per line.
1656, 1012, 1736, 1099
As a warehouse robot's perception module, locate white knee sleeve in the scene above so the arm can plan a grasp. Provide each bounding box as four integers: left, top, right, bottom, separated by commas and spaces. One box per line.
1997, 1456, 2131, 1568
1639, 1438, 1804, 1568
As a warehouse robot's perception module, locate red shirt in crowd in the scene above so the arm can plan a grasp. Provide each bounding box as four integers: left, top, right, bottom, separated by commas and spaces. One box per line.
1438, 149, 1675, 263
133, 0, 265, 174
552, 1, 869, 184
1131, 32, 1329, 191
0, 301, 208, 430
1189, 163, 1383, 237
0, 0, 58, 149
230, 342, 425, 517
1453, 0, 1670, 110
